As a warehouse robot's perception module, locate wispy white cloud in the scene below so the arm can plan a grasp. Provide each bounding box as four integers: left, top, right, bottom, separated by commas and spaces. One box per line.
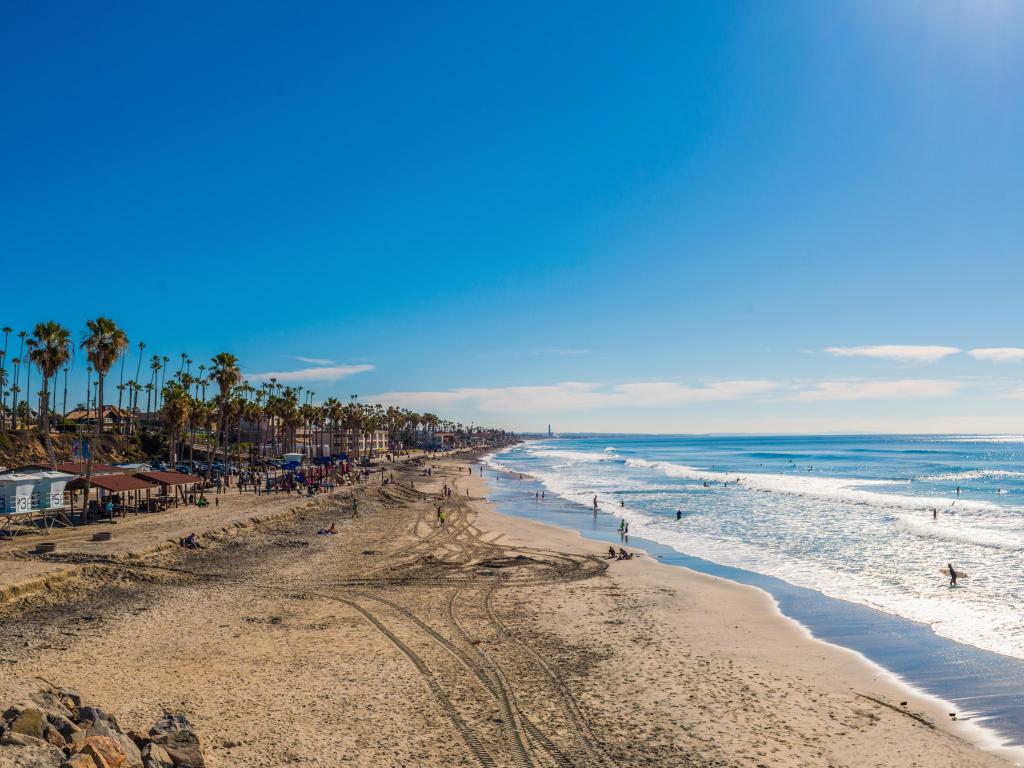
794, 379, 962, 401
249, 364, 374, 383
372, 380, 780, 413
823, 345, 961, 363
968, 348, 1024, 363
295, 356, 335, 365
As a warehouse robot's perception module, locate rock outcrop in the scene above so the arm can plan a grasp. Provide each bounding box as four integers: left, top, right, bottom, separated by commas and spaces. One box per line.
0, 688, 204, 768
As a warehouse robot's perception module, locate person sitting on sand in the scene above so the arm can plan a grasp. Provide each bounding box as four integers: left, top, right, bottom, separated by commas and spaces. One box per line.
608, 546, 617, 559
317, 523, 338, 535
179, 532, 201, 549
617, 548, 632, 560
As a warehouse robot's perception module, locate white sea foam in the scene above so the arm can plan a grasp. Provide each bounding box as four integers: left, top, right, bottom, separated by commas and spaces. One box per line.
623, 457, 1006, 514
528, 448, 619, 462
895, 514, 1024, 551
491, 439, 1024, 661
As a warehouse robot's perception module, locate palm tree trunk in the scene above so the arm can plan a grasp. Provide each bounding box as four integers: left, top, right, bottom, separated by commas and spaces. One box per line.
39, 377, 56, 469
82, 375, 104, 523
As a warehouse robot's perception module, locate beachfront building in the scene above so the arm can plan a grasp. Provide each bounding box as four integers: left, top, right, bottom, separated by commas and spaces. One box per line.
427, 431, 457, 450
63, 405, 129, 432
297, 429, 388, 459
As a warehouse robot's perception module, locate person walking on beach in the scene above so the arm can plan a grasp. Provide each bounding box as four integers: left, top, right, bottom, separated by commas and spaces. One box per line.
618, 519, 625, 535
948, 563, 958, 587
439, 509, 446, 528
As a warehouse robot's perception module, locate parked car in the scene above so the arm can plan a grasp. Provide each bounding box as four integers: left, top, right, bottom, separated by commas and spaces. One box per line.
175, 463, 192, 474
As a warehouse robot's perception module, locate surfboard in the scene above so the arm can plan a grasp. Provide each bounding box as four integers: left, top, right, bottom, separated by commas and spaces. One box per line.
938, 567, 968, 579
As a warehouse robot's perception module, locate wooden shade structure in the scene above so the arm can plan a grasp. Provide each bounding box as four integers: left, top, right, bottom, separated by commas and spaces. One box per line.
132, 471, 198, 507
66, 474, 159, 518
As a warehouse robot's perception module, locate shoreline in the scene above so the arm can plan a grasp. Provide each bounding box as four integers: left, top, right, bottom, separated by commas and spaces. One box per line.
477, 450, 1024, 765
0, 449, 1014, 767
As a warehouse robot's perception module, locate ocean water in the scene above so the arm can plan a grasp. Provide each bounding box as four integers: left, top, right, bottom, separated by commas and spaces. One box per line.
488, 435, 1024, 662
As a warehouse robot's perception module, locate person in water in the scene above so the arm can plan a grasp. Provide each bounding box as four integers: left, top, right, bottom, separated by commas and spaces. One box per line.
676, 510, 682, 520
948, 563, 958, 587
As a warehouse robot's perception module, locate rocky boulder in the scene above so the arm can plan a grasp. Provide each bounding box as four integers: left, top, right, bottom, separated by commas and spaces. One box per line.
1, 690, 203, 768
147, 715, 203, 768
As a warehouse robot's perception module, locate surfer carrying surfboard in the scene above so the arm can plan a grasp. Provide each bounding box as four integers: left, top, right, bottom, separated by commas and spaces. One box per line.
948, 563, 958, 587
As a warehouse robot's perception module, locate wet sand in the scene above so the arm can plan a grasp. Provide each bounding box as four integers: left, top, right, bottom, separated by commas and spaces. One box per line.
0, 453, 1013, 767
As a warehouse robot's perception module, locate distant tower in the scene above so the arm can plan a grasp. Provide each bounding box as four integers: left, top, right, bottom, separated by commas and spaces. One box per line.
548, 423, 552, 437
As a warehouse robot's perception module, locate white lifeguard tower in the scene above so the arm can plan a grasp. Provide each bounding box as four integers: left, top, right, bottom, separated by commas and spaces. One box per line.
0, 469, 75, 536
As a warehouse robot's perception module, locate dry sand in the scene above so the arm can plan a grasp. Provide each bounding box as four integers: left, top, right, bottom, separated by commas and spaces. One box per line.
0, 453, 1014, 767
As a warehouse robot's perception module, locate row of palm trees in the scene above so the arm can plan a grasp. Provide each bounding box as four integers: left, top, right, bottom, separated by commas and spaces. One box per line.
2, 319, 509, 481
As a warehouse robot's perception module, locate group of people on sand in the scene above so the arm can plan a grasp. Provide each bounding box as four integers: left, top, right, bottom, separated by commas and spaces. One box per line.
607, 546, 633, 561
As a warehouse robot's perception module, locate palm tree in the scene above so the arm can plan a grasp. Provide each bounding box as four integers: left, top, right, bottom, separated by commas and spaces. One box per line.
0, 326, 10, 432
210, 353, 242, 464
322, 397, 342, 458
0, 367, 7, 431
24, 339, 37, 428
61, 364, 70, 421
144, 382, 155, 423
10, 357, 20, 430
161, 381, 191, 465
116, 347, 127, 430
148, 355, 162, 426
29, 322, 72, 468
158, 356, 169, 410
80, 318, 129, 519
130, 341, 145, 434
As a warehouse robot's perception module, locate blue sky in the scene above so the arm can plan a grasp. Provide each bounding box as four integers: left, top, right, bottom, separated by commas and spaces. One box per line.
3, 1, 1024, 433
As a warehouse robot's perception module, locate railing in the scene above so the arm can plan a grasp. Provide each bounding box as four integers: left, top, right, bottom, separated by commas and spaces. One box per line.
0, 492, 71, 515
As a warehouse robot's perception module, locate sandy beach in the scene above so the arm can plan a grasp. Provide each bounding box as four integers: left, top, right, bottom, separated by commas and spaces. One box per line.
0, 452, 1013, 767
